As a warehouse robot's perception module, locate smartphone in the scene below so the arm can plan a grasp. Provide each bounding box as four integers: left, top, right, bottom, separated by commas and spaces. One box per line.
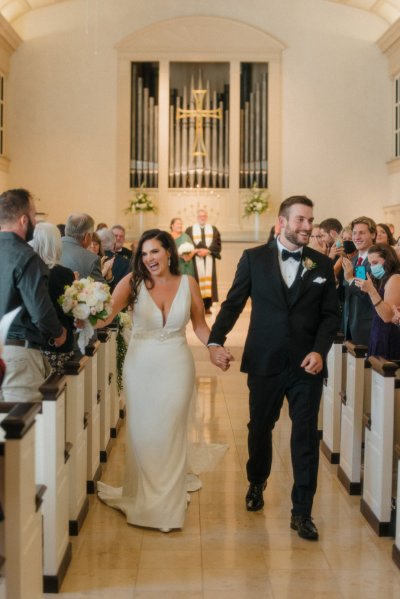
355, 265, 367, 280
335, 240, 342, 248
343, 240, 356, 255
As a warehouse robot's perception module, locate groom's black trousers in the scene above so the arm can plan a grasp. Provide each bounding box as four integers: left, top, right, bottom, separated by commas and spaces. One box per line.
246, 366, 323, 517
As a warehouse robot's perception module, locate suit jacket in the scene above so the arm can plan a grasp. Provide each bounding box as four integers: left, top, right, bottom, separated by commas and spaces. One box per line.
60, 236, 105, 283
208, 241, 340, 377
343, 255, 374, 346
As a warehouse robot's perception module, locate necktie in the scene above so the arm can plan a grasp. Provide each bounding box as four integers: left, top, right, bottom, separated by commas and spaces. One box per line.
282, 249, 301, 262
356, 256, 363, 266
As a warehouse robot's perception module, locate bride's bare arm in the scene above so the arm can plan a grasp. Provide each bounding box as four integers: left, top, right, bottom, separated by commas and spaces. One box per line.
95, 273, 132, 328
188, 276, 211, 345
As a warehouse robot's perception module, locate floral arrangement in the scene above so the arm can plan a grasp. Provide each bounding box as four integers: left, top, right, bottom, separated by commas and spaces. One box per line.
59, 277, 112, 353
116, 310, 132, 394
178, 242, 195, 257
243, 183, 269, 217
126, 183, 157, 214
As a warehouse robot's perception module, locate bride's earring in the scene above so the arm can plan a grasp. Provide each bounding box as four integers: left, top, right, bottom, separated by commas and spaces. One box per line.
168, 257, 171, 267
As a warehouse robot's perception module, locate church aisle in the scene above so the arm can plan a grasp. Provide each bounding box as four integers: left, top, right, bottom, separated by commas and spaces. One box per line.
46, 306, 400, 598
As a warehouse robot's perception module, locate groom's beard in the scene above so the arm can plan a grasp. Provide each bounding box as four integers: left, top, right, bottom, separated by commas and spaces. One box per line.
283, 225, 311, 247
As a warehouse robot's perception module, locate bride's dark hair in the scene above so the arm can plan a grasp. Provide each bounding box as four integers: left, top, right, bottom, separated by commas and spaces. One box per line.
130, 229, 180, 305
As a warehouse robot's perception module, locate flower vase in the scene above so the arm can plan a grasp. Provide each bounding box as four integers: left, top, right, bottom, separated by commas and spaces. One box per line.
254, 212, 260, 241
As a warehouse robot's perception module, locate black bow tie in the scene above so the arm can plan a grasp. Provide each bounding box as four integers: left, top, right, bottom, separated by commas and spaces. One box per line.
281, 249, 301, 262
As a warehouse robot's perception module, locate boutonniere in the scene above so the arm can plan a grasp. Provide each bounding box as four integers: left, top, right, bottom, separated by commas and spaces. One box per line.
301, 257, 318, 278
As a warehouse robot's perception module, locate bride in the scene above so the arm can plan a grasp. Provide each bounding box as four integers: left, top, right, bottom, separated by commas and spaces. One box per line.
96, 229, 230, 532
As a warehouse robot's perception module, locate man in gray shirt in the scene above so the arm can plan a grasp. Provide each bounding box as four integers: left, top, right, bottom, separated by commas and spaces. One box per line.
61, 213, 105, 282
0, 188, 66, 401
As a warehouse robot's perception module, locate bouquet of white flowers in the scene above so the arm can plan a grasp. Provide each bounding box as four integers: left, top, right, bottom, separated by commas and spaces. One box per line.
126, 183, 157, 214
59, 277, 112, 353
243, 183, 269, 217
178, 242, 195, 257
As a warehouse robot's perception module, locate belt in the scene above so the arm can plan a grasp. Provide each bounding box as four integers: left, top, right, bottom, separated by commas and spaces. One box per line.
5, 338, 42, 350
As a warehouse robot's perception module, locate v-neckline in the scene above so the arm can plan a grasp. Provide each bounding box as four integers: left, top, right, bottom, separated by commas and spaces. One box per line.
144, 275, 184, 328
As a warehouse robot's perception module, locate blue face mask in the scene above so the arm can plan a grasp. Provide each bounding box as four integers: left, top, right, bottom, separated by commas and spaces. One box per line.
370, 263, 386, 279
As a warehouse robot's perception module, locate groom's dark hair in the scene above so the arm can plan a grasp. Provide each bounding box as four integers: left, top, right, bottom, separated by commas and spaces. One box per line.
279, 195, 314, 219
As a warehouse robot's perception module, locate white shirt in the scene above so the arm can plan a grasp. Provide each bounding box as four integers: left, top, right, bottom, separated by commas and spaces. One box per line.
277, 237, 303, 288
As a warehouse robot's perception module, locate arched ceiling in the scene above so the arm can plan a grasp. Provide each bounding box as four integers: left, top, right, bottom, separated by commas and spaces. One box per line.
0, 0, 399, 28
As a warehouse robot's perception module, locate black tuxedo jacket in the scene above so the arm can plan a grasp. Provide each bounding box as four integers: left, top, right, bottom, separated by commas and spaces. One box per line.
342, 255, 374, 346
208, 241, 340, 377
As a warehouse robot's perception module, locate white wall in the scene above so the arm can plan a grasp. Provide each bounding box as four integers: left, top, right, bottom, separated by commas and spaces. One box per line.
5, 0, 391, 230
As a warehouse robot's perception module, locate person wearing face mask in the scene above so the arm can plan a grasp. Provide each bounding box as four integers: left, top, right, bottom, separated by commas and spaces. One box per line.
0, 188, 67, 401
354, 244, 400, 360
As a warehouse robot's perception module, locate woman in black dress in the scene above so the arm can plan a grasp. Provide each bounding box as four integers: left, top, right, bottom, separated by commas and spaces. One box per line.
31, 222, 76, 373
354, 244, 400, 360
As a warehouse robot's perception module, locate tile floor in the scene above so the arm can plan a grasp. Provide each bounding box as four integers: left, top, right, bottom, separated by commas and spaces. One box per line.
46, 305, 400, 598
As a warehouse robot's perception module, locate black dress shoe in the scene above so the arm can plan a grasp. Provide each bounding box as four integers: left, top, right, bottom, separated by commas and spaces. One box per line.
245, 482, 266, 511
290, 515, 319, 540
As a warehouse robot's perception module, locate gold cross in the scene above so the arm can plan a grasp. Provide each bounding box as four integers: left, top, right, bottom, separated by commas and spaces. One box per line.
176, 89, 222, 156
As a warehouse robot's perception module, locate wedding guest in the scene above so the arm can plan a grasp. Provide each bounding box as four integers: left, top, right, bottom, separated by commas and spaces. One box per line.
208, 195, 339, 540
0, 188, 66, 401
31, 222, 75, 373
61, 213, 106, 282
96, 222, 108, 231
100, 228, 131, 289
57, 223, 66, 237
89, 231, 115, 283
342, 216, 376, 345
355, 244, 400, 360
308, 224, 327, 254
186, 209, 221, 314
319, 218, 343, 260
376, 223, 396, 246
170, 217, 196, 276
111, 225, 133, 260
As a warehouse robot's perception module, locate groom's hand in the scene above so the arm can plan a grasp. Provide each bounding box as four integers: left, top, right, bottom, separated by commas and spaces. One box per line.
209, 345, 233, 371
301, 352, 323, 375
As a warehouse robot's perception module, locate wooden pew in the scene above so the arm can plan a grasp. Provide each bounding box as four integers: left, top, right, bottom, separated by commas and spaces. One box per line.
360, 356, 400, 536
392, 444, 400, 568
38, 374, 71, 593
321, 332, 346, 464
97, 328, 113, 462
85, 340, 102, 493
0, 402, 43, 599
337, 342, 371, 495
63, 352, 90, 535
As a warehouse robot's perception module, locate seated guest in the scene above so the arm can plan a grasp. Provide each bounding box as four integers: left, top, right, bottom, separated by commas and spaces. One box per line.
355, 244, 400, 360
89, 231, 114, 283
376, 223, 396, 247
342, 216, 376, 345
111, 225, 132, 259
60, 213, 105, 282
31, 223, 76, 373
56, 223, 65, 237
170, 217, 196, 276
99, 228, 131, 289
0, 188, 66, 402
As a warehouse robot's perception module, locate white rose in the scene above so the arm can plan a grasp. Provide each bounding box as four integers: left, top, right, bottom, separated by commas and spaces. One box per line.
72, 303, 91, 320
62, 296, 74, 313
86, 294, 98, 307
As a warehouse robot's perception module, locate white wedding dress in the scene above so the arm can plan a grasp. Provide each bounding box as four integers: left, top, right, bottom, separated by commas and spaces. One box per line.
98, 275, 225, 530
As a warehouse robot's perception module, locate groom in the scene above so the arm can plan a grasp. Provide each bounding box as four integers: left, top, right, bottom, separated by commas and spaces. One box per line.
208, 196, 339, 540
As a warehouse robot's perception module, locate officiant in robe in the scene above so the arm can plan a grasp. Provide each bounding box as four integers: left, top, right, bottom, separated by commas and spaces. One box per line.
186, 209, 221, 314
208, 195, 340, 540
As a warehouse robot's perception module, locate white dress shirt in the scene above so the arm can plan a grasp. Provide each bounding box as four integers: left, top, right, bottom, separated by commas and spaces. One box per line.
277, 237, 303, 288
